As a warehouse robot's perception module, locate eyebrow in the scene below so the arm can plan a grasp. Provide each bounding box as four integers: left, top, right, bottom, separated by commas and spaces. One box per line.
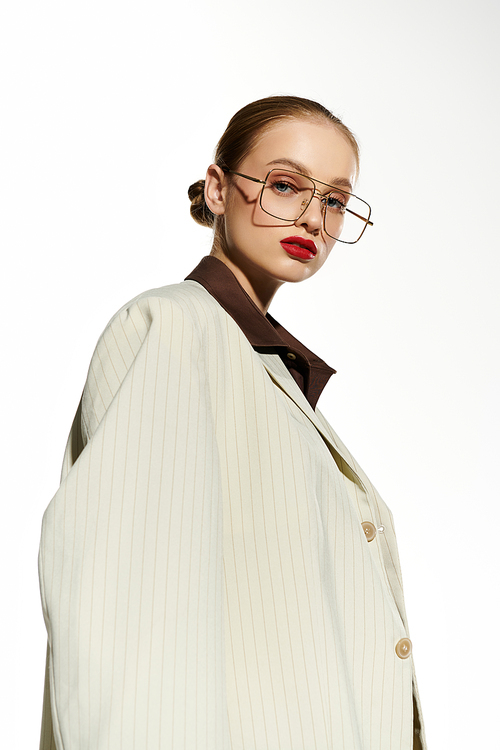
266, 158, 353, 192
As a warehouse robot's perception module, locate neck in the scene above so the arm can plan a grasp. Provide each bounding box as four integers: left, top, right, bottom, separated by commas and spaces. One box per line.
210, 249, 282, 315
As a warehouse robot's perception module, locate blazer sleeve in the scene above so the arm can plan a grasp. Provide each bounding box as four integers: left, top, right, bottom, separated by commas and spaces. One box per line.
39, 294, 228, 750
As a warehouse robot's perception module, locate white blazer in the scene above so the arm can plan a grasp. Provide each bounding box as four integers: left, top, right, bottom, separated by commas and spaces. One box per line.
39, 279, 426, 749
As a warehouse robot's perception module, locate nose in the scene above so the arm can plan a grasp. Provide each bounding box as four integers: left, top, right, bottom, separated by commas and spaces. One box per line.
294, 193, 324, 235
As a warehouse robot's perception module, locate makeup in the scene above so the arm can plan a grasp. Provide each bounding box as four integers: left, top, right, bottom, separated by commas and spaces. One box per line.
279, 236, 317, 260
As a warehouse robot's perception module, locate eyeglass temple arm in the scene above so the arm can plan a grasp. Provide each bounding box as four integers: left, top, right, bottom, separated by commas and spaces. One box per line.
345, 205, 374, 226
224, 170, 266, 186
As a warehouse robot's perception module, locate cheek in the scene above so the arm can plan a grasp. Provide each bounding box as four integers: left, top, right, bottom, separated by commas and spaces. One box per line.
229, 200, 275, 243
226, 187, 259, 232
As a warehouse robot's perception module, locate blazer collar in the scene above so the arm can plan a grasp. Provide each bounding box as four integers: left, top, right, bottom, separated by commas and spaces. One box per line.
257, 351, 366, 491
185, 256, 336, 409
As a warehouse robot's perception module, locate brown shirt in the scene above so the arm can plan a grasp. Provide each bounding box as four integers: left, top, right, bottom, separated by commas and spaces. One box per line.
185, 256, 335, 410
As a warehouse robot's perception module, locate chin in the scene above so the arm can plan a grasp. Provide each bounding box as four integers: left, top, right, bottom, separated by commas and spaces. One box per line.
276, 264, 317, 285
283, 255, 325, 278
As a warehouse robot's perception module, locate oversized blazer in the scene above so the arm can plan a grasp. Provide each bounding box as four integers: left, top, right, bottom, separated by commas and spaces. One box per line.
39, 279, 426, 750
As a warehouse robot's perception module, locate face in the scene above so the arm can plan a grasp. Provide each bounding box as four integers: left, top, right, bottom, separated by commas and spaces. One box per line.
205, 118, 357, 310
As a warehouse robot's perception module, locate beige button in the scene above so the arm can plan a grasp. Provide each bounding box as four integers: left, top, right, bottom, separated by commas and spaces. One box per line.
361, 521, 377, 542
395, 638, 412, 659
287, 352, 297, 360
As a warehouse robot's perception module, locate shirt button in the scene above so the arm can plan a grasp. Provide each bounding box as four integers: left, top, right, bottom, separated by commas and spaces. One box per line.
395, 638, 412, 659
287, 352, 297, 360
361, 521, 377, 542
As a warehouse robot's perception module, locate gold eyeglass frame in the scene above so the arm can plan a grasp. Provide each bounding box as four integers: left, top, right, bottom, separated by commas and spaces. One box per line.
223, 168, 373, 244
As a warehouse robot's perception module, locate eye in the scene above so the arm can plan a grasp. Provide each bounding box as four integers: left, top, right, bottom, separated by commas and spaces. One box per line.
269, 178, 299, 197
323, 192, 347, 212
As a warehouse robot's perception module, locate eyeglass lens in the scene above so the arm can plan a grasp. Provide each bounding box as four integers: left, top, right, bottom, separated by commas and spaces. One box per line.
261, 170, 369, 244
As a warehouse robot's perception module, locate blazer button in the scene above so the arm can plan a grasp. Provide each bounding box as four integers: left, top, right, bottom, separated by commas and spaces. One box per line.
361, 521, 377, 542
395, 638, 412, 659
287, 352, 297, 360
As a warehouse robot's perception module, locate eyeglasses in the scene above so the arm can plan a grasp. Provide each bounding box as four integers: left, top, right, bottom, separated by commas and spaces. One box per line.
223, 168, 373, 244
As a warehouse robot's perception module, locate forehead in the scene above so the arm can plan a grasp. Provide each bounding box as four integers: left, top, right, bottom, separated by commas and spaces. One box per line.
244, 118, 358, 187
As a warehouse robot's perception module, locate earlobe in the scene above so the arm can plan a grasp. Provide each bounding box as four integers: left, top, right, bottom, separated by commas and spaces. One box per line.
204, 164, 227, 216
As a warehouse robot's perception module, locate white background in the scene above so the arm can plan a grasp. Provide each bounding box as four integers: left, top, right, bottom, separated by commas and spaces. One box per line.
1, 1, 499, 747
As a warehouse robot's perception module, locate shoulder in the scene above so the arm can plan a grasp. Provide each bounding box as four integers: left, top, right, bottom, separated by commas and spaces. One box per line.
114, 279, 224, 327
99, 280, 225, 348
113, 279, 221, 323
81, 281, 224, 439
88, 279, 230, 382
122, 278, 219, 310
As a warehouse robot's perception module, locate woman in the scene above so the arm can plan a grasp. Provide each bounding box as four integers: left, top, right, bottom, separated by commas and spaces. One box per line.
39, 96, 426, 750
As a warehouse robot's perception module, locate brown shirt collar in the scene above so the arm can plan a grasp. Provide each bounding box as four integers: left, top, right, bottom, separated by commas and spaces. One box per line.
185, 255, 335, 409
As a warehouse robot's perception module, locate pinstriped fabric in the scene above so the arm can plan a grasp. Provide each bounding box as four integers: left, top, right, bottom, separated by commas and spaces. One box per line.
39, 281, 425, 749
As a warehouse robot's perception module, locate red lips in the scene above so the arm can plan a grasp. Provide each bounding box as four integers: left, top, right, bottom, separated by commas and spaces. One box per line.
280, 236, 318, 260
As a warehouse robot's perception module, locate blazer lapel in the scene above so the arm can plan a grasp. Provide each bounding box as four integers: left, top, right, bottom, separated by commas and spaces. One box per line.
258, 352, 366, 491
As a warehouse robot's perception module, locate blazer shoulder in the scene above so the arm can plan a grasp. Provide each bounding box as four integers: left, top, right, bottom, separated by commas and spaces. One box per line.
104, 279, 223, 340
114, 278, 221, 315
77, 281, 218, 443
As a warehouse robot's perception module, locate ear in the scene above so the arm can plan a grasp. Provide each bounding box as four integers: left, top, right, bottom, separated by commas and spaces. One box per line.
204, 164, 228, 216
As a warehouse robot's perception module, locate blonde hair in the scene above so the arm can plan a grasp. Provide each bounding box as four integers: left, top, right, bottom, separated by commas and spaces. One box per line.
188, 95, 360, 246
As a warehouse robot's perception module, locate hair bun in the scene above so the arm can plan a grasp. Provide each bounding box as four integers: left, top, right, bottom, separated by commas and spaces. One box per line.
188, 179, 214, 228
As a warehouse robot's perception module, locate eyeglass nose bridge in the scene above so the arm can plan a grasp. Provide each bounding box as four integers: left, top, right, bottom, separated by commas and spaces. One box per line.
302, 185, 333, 206
298, 189, 330, 222
300, 189, 374, 227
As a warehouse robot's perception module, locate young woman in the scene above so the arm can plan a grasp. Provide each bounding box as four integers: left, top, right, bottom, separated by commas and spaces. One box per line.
39, 96, 425, 750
